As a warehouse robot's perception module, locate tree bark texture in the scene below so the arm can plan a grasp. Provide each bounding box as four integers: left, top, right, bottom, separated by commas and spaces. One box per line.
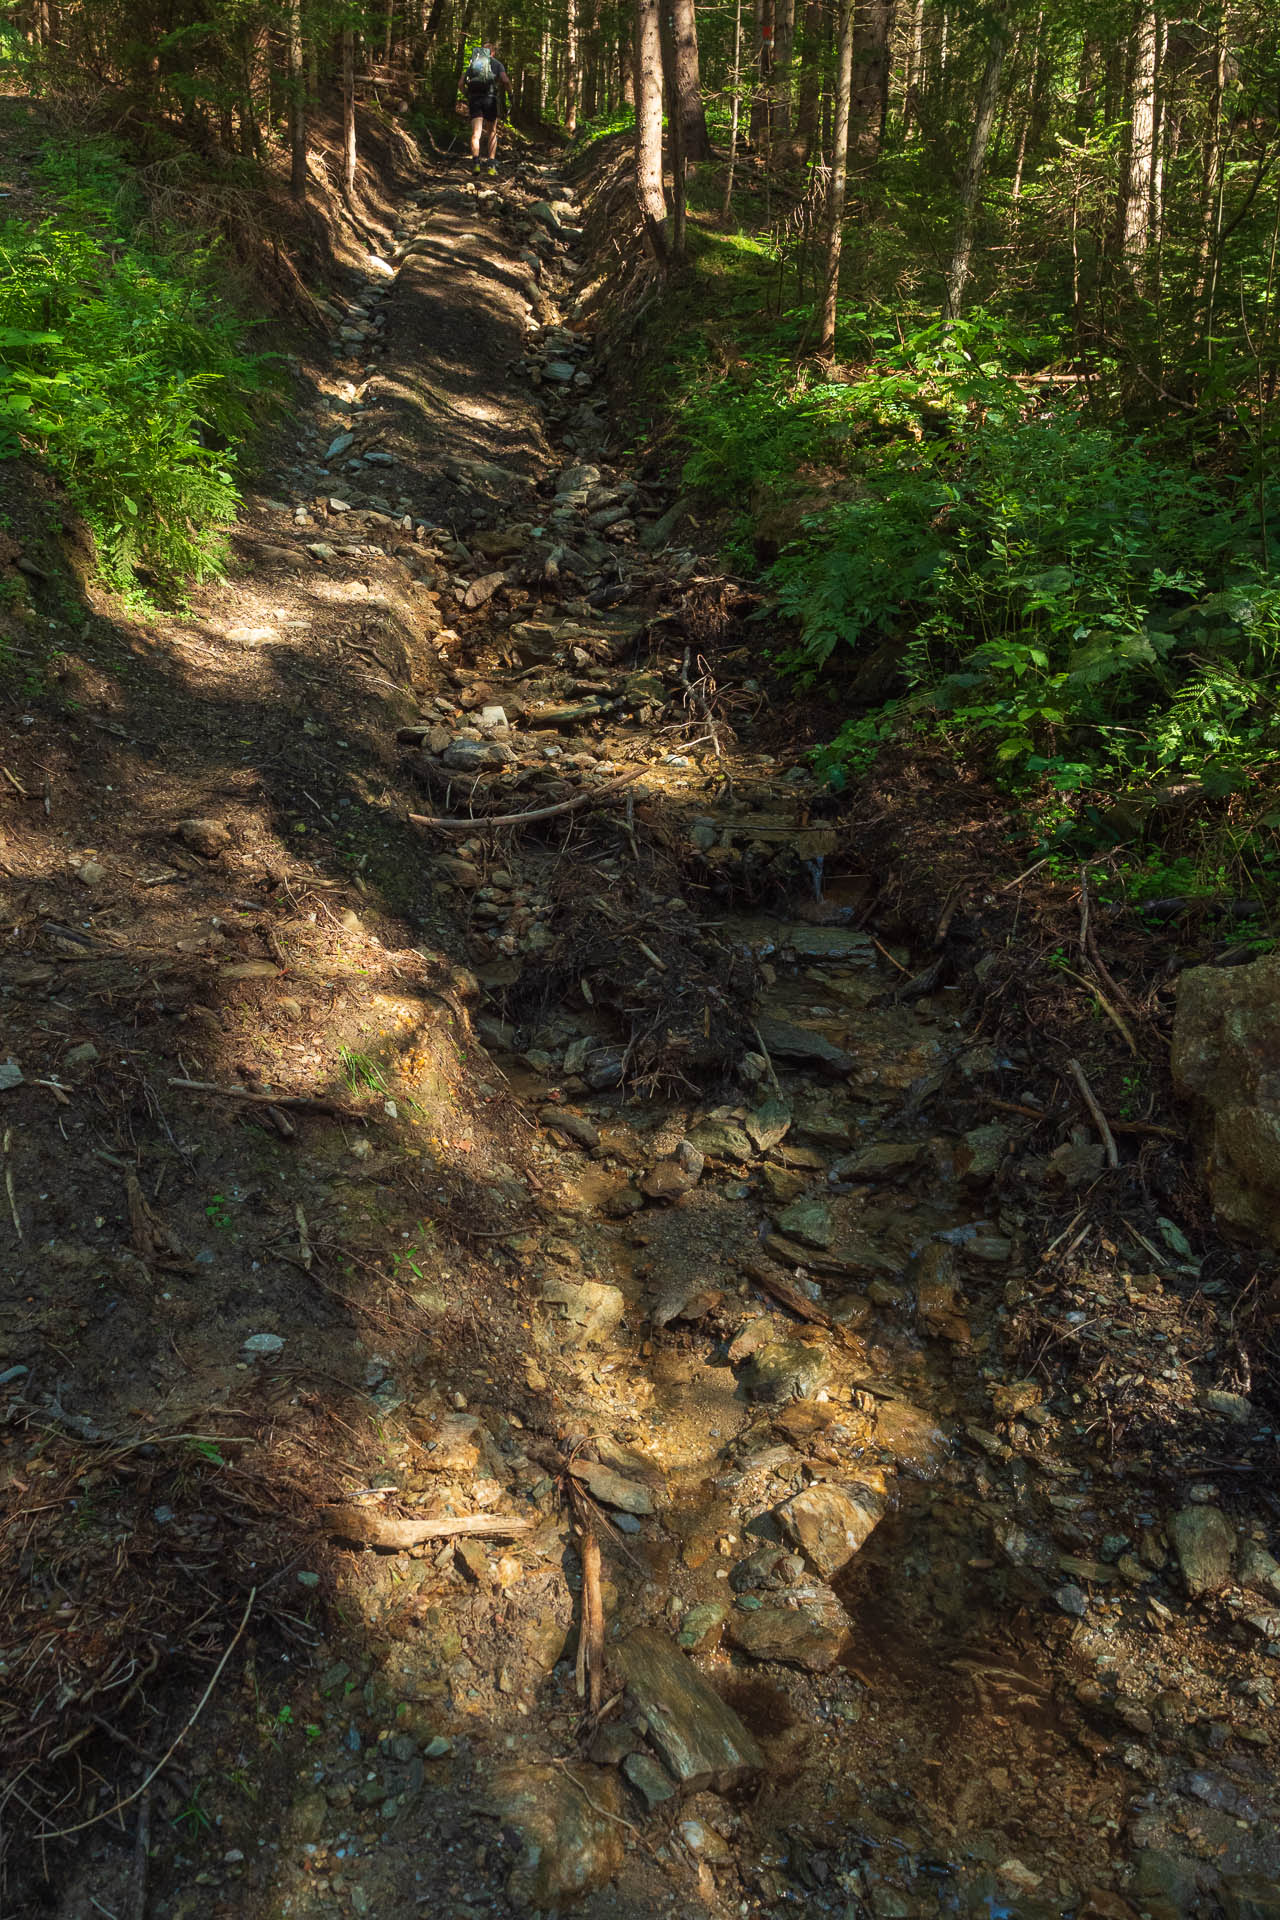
1121, 0, 1158, 273
942, 12, 1008, 319
287, 0, 307, 202
634, 0, 667, 254
849, 0, 894, 163
818, 0, 854, 352
670, 0, 709, 161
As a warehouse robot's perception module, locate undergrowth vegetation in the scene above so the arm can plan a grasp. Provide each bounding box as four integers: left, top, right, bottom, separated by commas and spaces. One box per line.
650, 219, 1280, 909
0, 138, 274, 598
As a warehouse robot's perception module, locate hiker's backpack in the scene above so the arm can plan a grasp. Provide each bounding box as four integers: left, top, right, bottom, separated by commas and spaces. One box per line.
467, 48, 495, 83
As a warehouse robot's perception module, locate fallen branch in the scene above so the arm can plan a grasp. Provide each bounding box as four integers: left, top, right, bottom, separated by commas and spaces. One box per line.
167, 1077, 366, 1120
407, 765, 647, 832
739, 1254, 832, 1329
576, 1524, 605, 1715
321, 1506, 532, 1550
1066, 1057, 1119, 1169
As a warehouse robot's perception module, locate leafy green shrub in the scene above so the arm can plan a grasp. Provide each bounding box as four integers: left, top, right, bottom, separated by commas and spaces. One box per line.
0, 140, 273, 596
679, 314, 1280, 792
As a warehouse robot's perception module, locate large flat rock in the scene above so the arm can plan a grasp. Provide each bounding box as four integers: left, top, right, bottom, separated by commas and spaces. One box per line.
614, 1627, 764, 1791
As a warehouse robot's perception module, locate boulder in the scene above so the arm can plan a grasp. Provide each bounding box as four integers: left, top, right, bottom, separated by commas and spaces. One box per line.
489, 1763, 622, 1907
776, 1478, 887, 1578
1172, 952, 1280, 1245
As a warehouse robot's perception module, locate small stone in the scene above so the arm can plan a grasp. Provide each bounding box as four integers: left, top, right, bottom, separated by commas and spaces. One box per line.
1202, 1388, 1255, 1424
773, 1196, 835, 1249
1170, 1504, 1235, 1595
1055, 1583, 1088, 1616
541, 1275, 625, 1345
640, 1158, 699, 1201
830, 1142, 921, 1182
569, 1459, 655, 1515
1238, 1542, 1280, 1600
754, 1015, 854, 1075
725, 1600, 849, 1672
686, 1118, 754, 1163
326, 431, 355, 459
621, 1751, 676, 1807
442, 737, 504, 772
741, 1331, 831, 1403
220, 960, 280, 980
744, 1098, 792, 1153
424, 1736, 452, 1759
677, 1602, 728, 1651
62, 1042, 99, 1075
955, 1122, 1011, 1185
242, 1333, 285, 1358
0, 1060, 22, 1092
178, 817, 231, 856
75, 860, 108, 888
328, 495, 352, 512
540, 1106, 600, 1151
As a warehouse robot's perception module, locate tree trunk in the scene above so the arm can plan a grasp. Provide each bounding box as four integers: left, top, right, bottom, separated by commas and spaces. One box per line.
564, 0, 580, 130
1195, 10, 1226, 303
288, 0, 307, 203
903, 0, 924, 129
635, 0, 667, 255
793, 0, 823, 158
849, 0, 894, 165
772, 0, 794, 139
817, 0, 854, 352
621, 18, 635, 103
942, 11, 1008, 319
659, 1, 688, 253
670, 0, 709, 162
722, 0, 743, 220
1120, 0, 1158, 275
342, 27, 357, 197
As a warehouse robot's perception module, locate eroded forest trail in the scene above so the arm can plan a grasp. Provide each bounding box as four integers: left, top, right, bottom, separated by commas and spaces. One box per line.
3, 142, 1280, 1920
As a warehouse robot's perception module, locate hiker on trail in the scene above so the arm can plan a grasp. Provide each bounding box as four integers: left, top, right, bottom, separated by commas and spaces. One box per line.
458, 40, 511, 179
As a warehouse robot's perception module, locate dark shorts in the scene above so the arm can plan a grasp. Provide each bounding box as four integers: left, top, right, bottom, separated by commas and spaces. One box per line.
468, 86, 499, 123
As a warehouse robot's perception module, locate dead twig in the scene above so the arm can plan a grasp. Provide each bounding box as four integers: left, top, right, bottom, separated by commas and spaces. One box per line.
408, 766, 647, 832
1055, 964, 1139, 1057
1066, 1057, 1119, 1169
166, 1078, 367, 1121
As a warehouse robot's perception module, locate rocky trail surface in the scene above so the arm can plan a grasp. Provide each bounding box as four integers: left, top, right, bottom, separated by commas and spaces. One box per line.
2, 146, 1279, 1920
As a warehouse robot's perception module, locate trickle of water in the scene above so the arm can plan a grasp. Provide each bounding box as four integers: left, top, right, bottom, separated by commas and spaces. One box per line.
805, 854, 825, 903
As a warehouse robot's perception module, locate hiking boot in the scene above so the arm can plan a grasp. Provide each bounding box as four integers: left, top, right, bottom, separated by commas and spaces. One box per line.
486, 164, 497, 178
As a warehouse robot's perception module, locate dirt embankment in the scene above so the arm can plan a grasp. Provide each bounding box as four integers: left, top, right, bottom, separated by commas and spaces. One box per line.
1, 108, 1278, 1920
